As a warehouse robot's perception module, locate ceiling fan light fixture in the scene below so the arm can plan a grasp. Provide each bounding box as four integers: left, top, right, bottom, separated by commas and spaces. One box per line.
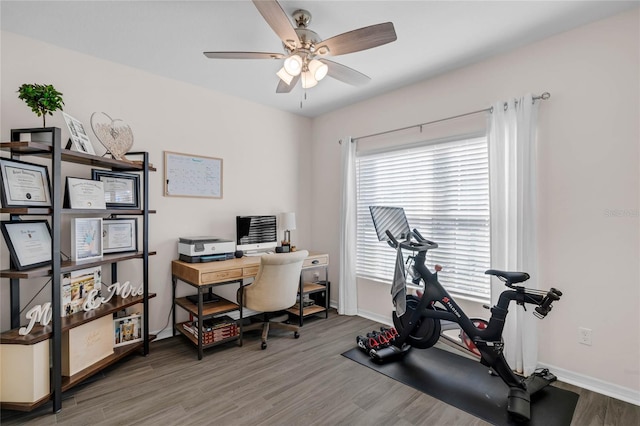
276, 67, 294, 85
308, 59, 328, 81
283, 54, 303, 76
301, 71, 318, 89
316, 45, 330, 55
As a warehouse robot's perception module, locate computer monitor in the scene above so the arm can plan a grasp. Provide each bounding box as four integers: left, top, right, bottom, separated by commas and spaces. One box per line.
369, 206, 411, 242
236, 215, 278, 254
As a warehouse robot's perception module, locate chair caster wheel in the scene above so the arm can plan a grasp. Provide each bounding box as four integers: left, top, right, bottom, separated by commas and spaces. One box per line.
261, 342, 267, 350
294, 331, 300, 339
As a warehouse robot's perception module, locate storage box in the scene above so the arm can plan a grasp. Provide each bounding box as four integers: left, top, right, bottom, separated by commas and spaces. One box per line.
62, 315, 113, 376
0, 340, 50, 403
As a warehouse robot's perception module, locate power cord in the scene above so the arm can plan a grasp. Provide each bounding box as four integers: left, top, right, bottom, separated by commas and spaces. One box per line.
153, 292, 175, 336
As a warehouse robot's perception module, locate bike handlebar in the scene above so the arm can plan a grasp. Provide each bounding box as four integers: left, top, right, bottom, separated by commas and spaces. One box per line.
385, 229, 439, 252
534, 288, 562, 319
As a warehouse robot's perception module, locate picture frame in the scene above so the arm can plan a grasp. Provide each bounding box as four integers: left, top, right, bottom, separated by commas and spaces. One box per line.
0, 220, 52, 270
71, 217, 103, 262
91, 169, 140, 209
0, 158, 52, 208
62, 266, 102, 317
64, 177, 107, 209
63, 112, 96, 155
102, 218, 137, 254
114, 314, 142, 347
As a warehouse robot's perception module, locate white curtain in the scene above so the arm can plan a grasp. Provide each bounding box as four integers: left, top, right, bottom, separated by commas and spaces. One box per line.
339, 137, 358, 315
488, 94, 539, 375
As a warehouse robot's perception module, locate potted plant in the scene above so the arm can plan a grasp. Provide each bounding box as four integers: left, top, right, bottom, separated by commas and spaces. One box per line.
17, 83, 64, 127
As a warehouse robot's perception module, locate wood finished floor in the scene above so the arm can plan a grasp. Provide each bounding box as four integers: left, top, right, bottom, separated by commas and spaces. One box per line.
2, 311, 638, 426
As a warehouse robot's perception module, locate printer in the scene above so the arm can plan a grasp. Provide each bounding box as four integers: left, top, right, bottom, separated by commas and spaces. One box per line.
178, 236, 236, 263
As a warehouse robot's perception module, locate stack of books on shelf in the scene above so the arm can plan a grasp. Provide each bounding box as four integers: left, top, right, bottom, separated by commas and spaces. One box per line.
182, 315, 238, 344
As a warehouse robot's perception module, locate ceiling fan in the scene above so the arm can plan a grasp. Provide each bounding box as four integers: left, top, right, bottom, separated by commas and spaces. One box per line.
203, 0, 397, 93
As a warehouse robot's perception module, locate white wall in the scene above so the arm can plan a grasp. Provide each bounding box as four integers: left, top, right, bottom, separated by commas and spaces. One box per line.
310, 9, 639, 400
0, 32, 312, 337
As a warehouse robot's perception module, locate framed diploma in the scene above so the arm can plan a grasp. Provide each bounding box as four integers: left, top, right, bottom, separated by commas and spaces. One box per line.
91, 169, 140, 209
0, 220, 52, 270
64, 177, 107, 209
71, 217, 103, 262
0, 158, 52, 208
63, 112, 96, 155
102, 218, 137, 254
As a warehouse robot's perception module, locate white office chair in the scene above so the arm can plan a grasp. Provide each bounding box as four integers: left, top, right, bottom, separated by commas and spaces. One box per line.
240, 250, 308, 350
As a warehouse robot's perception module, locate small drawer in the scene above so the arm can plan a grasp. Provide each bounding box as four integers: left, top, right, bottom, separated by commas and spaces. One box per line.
243, 266, 259, 276
201, 269, 243, 283
303, 254, 328, 268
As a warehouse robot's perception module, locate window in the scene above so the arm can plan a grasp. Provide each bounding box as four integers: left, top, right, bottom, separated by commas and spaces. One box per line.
355, 134, 491, 303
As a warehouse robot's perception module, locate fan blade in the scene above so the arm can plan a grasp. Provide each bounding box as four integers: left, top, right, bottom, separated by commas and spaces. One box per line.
252, 0, 299, 50
320, 59, 371, 86
204, 51, 284, 59
276, 74, 300, 93
316, 22, 397, 56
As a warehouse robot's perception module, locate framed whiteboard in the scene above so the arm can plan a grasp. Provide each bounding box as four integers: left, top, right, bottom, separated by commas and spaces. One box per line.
164, 151, 223, 198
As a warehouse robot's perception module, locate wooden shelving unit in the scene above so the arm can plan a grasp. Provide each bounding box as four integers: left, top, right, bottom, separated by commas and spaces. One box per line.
286, 253, 330, 326
0, 293, 157, 345
0, 251, 157, 279
174, 296, 239, 318
0, 129, 155, 413
172, 282, 244, 360
1, 335, 158, 412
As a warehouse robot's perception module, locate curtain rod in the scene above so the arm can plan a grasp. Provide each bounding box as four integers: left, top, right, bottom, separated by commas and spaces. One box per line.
348, 92, 550, 144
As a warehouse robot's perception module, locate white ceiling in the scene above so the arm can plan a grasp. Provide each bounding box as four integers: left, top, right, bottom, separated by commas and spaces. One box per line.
1, 1, 637, 117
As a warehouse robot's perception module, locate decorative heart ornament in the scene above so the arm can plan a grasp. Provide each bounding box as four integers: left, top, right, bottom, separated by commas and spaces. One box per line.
90, 112, 134, 161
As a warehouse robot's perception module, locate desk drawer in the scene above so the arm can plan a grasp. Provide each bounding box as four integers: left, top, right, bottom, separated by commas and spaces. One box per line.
303, 254, 328, 268
243, 266, 260, 276
201, 269, 243, 284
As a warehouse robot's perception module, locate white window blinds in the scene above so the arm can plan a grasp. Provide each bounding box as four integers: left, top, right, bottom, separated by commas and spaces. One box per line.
355, 135, 491, 303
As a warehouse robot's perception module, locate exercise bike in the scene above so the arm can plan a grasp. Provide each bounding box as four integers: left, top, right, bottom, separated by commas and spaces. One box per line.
368, 206, 563, 422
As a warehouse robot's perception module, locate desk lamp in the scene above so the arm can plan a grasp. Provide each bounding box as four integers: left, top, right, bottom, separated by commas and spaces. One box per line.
280, 212, 296, 248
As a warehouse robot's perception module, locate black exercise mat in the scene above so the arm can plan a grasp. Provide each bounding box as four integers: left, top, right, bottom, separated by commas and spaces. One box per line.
342, 346, 578, 426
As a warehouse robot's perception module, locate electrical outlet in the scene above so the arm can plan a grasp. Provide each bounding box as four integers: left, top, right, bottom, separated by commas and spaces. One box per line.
578, 327, 592, 346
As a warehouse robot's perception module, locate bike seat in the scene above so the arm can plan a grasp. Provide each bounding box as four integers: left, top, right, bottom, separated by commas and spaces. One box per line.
485, 269, 530, 284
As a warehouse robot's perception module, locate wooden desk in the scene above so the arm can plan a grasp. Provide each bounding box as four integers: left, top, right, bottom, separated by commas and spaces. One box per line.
171, 252, 329, 359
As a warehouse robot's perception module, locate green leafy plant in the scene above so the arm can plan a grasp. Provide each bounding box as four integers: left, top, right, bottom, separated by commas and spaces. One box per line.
17, 83, 65, 127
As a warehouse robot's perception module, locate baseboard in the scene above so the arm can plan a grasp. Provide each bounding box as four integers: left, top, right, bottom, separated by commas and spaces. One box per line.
538, 362, 640, 406
154, 328, 174, 341
356, 309, 392, 327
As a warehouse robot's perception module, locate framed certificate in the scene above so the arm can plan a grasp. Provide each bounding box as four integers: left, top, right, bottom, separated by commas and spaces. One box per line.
71, 217, 103, 262
64, 177, 107, 209
0, 158, 52, 208
0, 220, 52, 270
102, 218, 137, 254
91, 169, 139, 209
63, 112, 96, 155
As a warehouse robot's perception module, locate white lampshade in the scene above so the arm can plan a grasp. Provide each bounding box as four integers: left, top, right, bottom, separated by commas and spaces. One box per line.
283, 54, 303, 76
308, 59, 328, 81
301, 71, 318, 89
280, 212, 296, 230
276, 67, 294, 85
